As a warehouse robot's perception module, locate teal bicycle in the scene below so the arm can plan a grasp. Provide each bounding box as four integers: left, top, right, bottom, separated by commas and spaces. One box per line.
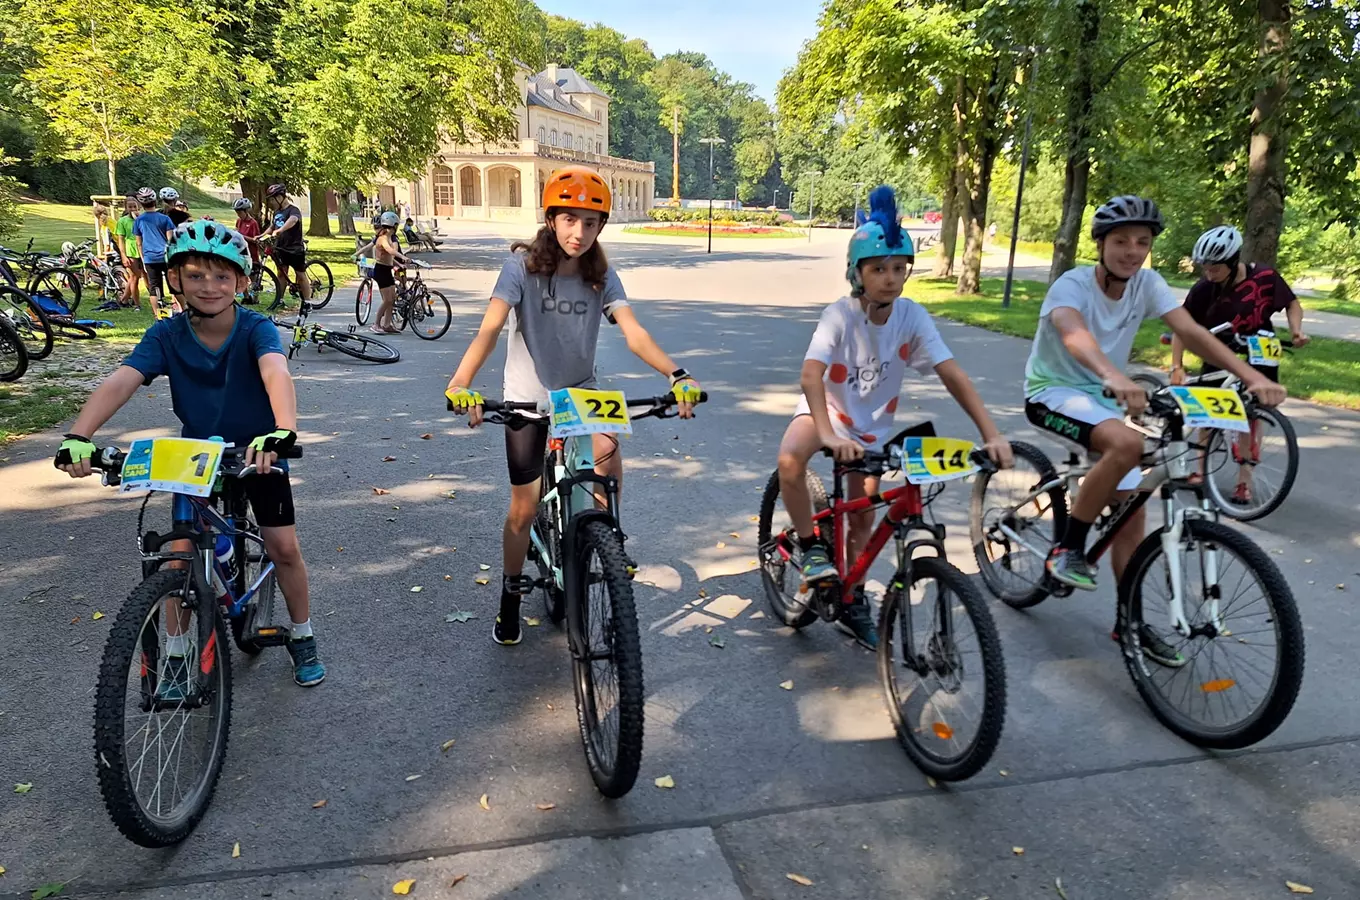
448, 388, 705, 797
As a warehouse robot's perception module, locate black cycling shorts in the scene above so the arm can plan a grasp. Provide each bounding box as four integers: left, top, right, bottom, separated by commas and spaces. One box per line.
273, 248, 306, 273
505, 417, 549, 486
144, 260, 168, 297
240, 472, 297, 528
373, 262, 396, 290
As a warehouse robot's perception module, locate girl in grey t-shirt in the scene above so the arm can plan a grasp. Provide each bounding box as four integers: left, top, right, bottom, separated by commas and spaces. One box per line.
444, 165, 700, 647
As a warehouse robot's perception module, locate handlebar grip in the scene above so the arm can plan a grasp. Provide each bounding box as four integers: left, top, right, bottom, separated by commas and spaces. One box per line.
969, 448, 998, 473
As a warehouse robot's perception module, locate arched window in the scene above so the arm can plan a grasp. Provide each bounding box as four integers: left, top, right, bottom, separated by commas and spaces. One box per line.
564, 132, 573, 149
537, 126, 545, 143
549, 129, 558, 147
596, 141, 602, 154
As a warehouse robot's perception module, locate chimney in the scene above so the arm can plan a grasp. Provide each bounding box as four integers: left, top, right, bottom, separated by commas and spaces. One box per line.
546, 63, 560, 85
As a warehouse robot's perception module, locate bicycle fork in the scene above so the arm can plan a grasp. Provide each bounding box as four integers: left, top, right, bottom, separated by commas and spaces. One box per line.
1160, 493, 1224, 637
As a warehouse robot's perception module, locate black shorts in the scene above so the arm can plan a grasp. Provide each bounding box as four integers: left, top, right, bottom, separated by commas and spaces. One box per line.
505, 417, 549, 486
239, 472, 296, 528
144, 261, 168, 297
273, 248, 306, 273
373, 263, 396, 290
1200, 361, 1281, 384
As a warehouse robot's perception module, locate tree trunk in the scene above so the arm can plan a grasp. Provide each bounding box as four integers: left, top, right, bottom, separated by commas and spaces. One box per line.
932, 157, 960, 278
338, 191, 357, 235
106, 153, 118, 197
1050, 0, 1101, 283
308, 184, 332, 237
957, 66, 1003, 295
1244, 0, 1290, 267
240, 176, 267, 223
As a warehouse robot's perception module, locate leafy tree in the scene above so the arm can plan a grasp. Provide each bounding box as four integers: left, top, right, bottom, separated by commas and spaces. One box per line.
0, 150, 24, 239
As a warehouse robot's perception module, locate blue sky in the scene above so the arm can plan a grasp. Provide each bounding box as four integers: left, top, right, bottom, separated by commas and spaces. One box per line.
534, 0, 825, 102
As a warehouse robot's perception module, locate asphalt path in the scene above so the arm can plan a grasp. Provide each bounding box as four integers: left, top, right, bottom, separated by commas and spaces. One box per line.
2, 227, 1359, 899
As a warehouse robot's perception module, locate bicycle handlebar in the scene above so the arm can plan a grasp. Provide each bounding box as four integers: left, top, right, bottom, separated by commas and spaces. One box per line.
824, 445, 997, 475
87, 444, 304, 484
448, 392, 709, 423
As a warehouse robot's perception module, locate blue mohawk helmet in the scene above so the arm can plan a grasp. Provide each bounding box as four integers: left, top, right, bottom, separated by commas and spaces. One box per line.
846, 185, 915, 295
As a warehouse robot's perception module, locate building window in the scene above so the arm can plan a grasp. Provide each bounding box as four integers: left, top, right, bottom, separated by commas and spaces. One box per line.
550, 129, 557, 147
596, 141, 602, 154
564, 132, 572, 149
537, 126, 545, 143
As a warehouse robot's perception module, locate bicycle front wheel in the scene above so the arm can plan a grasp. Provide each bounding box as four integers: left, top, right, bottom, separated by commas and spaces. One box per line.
29, 267, 83, 316
409, 290, 452, 340
252, 265, 281, 310
878, 556, 1006, 781
0, 286, 55, 361
969, 440, 1067, 608
93, 569, 232, 846
305, 260, 334, 308
1117, 518, 1304, 749
0, 314, 29, 381
1203, 406, 1298, 521
355, 278, 375, 325
568, 519, 643, 798
51, 319, 98, 340
323, 330, 400, 363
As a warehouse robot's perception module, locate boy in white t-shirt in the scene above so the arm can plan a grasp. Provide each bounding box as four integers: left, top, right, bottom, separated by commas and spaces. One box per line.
777, 186, 1013, 649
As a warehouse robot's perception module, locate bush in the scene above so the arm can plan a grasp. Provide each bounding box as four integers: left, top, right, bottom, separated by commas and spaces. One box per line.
0, 151, 23, 240
647, 207, 781, 226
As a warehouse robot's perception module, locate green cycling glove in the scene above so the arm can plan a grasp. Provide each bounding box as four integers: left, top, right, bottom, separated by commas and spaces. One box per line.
445, 388, 483, 411
248, 429, 297, 455
55, 434, 96, 468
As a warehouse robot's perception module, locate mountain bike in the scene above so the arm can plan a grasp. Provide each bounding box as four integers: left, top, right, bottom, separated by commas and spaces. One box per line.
259, 236, 333, 310
0, 282, 54, 361
0, 313, 28, 381
1133, 324, 1298, 521
449, 388, 706, 797
240, 261, 281, 310
57, 239, 127, 307
273, 301, 399, 364
758, 427, 1007, 781
84, 440, 303, 846
0, 239, 84, 314
970, 385, 1304, 749
355, 259, 452, 340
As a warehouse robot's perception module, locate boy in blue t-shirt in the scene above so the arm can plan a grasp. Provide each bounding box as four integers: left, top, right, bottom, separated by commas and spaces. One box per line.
55, 221, 325, 687
130, 189, 181, 318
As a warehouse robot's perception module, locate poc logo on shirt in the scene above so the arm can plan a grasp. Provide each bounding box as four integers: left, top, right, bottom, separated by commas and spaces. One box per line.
542, 297, 589, 315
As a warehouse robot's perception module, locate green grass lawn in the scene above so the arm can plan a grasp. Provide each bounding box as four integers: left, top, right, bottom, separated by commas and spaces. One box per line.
908, 276, 1360, 410
1299, 293, 1360, 319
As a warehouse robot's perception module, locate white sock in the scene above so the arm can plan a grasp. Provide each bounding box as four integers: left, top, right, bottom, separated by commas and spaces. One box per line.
290, 619, 313, 640
166, 634, 190, 658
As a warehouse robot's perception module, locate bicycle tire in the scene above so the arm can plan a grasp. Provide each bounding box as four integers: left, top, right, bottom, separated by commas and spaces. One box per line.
322, 330, 400, 363
1117, 518, 1304, 749
1203, 405, 1298, 522
569, 519, 643, 798
878, 556, 1007, 781
231, 537, 276, 656
354, 278, 375, 325
305, 260, 334, 308
970, 440, 1067, 608
93, 568, 232, 846
0, 314, 29, 381
251, 265, 281, 310
409, 290, 452, 340
0, 286, 55, 361
757, 468, 829, 629
29, 266, 83, 316
51, 320, 98, 340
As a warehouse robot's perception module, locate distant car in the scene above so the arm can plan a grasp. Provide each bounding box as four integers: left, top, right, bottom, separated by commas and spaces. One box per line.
923, 211, 943, 225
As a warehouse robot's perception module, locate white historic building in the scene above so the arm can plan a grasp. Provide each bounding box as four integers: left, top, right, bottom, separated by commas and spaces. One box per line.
378, 65, 656, 225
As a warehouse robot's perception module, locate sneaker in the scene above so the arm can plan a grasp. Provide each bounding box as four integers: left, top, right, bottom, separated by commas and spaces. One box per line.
1230, 483, 1253, 506
1046, 548, 1098, 592
155, 655, 191, 703
836, 587, 878, 650
1112, 623, 1187, 669
800, 542, 836, 583
286, 636, 327, 686
493, 595, 523, 646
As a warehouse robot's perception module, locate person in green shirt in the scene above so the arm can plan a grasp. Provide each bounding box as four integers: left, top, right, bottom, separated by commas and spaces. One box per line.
113, 195, 143, 310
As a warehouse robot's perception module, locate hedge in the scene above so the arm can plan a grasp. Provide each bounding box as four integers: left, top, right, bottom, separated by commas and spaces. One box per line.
647, 207, 782, 226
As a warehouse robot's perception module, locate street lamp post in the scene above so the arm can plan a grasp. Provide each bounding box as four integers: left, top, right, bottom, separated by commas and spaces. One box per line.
1003, 48, 1043, 309
852, 181, 866, 226
772, 188, 781, 210
804, 171, 822, 243
699, 136, 726, 254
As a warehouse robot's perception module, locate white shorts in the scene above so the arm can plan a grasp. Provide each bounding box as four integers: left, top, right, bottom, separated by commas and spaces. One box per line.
1025, 386, 1143, 491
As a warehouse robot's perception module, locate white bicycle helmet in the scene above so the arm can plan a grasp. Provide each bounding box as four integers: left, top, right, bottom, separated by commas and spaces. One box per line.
158, 187, 181, 202
233, 197, 253, 212
1192, 225, 1243, 264
1091, 195, 1164, 239
379, 211, 400, 227
135, 187, 157, 204
61, 241, 76, 257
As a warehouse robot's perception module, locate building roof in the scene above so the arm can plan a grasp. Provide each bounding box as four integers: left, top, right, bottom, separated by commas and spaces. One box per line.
551, 69, 609, 100
525, 73, 596, 122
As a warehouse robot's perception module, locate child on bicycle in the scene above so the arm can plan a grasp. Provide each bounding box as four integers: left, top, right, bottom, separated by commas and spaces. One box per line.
1168, 224, 1309, 505
54, 221, 325, 688
1023, 196, 1286, 666
777, 185, 1013, 650
445, 165, 700, 647
369, 211, 413, 334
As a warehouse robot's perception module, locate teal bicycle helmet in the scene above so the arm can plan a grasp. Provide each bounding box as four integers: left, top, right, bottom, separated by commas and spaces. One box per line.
846, 186, 914, 296
166, 221, 251, 274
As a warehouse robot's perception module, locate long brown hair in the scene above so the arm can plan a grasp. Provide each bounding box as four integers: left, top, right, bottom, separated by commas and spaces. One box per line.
511, 210, 609, 291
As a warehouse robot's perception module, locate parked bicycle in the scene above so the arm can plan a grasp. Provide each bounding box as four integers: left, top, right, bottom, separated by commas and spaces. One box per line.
0, 313, 28, 381
758, 427, 1007, 781
970, 384, 1303, 749
85, 441, 303, 846
58, 239, 128, 308
355, 259, 452, 340
0, 238, 84, 314
451, 389, 706, 797
273, 301, 399, 364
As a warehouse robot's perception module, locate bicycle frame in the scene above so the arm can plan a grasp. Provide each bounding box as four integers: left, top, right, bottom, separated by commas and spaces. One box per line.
529, 432, 621, 594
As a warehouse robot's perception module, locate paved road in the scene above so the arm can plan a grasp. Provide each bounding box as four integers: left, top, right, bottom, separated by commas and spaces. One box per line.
3, 228, 1360, 899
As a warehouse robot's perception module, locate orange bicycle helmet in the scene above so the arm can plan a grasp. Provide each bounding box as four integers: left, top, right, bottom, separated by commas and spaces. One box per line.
542, 166, 612, 217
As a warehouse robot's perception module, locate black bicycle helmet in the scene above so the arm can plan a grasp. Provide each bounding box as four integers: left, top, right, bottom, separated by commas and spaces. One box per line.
266, 183, 288, 198
1091, 195, 1164, 239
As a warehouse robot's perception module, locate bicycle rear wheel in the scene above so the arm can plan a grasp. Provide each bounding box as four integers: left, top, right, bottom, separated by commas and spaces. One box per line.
0, 314, 29, 381
0, 286, 55, 361
305, 260, 334, 308
756, 468, 828, 629
93, 569, 232, 847
408, 290, 452, 340
970, 440, 1067, 608
1203, 406, 1298, 521
354, 278, 375, 325
29, 267, 83, 315
250, 265, 280, 310
569, 519, 643, 797
1117, 518, 1304, 749
323, 330, 400, 363
51, 319, 98, 340
878, 556, 1006, 781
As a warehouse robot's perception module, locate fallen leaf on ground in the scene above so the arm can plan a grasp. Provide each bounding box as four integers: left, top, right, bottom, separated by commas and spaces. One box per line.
750, 611, 765, 619
312, 799, 327, 808
441, 739, 456, 752
926, 777, 938, 788
716, 541, 727, 549
535, 802, 556, 811
409, 586, 423, 593
450, 874, 468, 888
405, 774, 422, 782
1286, 883, 1314, 894
70, 616, 80, 624
779, 680, 794, 690
92, 611, 104, 620
709, 636, 726, 649
524, 616, 541, 626
373, 488, 390, 495
729, 532, 741, 539
474, 577, 490, 586
999, 769, 1010, 777
654, 775, 676, 789
1012, 846, 1024, 856
749, 515, 759, 522
0, 865, 5, 875
337, 547, 344, 552
698, 588, 708, 599
1055, 876, 1069, 899
382, 456, 397, 462
444, 575, 452, 581
479, 793, 491, 810
478, 564, 491, 571
13, 783, 32, 794
445, 611, 477, 623
232, 842, 241, 858
420, 434, 433, 440
31, 884, 64, 899
786, 873, 814, 886
392, 879, 416, 895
